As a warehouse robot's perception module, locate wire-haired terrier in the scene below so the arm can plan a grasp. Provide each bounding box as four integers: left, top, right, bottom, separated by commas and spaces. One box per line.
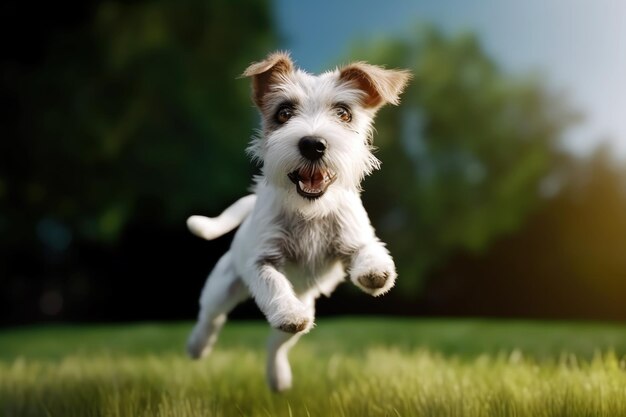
186, 51, 410, 391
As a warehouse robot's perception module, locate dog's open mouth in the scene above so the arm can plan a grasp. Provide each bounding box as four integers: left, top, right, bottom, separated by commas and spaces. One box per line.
288, 167, 337, 199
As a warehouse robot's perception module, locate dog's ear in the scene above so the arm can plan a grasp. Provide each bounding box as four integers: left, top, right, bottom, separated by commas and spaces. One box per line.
339, 63, 411, 110
242, 51, 294, 108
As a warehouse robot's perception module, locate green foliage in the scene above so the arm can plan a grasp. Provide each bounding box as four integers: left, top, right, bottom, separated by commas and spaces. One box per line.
8, 0, 274, 243
2, 320, 626, 417
350, 28, 577, 290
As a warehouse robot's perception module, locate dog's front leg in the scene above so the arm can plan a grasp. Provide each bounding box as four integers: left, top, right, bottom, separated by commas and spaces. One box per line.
349, 239, 397, 297
247, 262, 314, 333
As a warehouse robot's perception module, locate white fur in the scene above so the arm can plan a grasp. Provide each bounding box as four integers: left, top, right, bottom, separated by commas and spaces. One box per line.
186, 194, 257, 240
187, 53, 408, 392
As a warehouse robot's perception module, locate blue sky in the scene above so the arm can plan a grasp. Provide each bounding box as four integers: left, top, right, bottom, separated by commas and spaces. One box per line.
274, 0, 626, 160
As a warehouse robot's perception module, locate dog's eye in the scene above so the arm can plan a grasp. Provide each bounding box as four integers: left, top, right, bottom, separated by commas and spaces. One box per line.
334, 105, 352, 123
275, 104, 294, 124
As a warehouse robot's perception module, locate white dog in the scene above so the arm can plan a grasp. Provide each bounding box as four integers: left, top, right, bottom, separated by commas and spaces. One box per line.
186, 52, 410, 391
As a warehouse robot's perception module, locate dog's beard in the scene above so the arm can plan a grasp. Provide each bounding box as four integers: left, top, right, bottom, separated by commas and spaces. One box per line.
287, 164, 337, 200
258, 144, 379, 207
252, 120, 379, 210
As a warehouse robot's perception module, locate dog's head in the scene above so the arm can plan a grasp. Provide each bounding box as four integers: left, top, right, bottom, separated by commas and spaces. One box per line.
244, 51, 410, 216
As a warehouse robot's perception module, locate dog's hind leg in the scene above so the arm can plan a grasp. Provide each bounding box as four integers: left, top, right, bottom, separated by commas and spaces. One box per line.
187, 251, 248, 359
266, 297, 314, 392
266, 329, 302, 392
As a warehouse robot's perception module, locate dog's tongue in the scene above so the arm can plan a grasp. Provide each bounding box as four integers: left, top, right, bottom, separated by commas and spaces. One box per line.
299, 169, 325, 189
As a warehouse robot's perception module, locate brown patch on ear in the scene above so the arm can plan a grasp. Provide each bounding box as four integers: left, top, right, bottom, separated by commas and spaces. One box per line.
242, 51, 294, 108
339, 63, 411, 109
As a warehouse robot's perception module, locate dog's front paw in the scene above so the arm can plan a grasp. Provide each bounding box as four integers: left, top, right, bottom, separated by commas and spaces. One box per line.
268, 302, 314, 334
350, 244, 397, 296
357, 271, 391, 290
353, 268, 396, 296
278, 319, 310, 334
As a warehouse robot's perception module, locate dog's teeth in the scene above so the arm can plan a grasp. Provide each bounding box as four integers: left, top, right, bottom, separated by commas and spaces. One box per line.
298, 181, 321, 194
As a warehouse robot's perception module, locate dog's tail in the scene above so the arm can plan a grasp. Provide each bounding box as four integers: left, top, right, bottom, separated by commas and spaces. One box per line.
186, 194, 257, 241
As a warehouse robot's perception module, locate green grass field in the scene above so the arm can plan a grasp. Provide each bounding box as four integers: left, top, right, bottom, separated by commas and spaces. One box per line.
1, 318, 626, 417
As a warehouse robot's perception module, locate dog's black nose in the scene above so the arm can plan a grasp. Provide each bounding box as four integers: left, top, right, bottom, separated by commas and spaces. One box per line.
298, 136, 327, 161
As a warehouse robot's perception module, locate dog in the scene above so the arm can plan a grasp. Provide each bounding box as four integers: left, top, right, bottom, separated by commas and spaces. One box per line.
186, 52, 410, 391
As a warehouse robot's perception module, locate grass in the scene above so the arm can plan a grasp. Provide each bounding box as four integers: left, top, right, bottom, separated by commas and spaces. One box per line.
1, 318, 626, 416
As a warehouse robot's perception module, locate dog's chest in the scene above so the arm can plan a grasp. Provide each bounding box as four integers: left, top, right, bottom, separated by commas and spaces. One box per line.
279, 213, 343, 273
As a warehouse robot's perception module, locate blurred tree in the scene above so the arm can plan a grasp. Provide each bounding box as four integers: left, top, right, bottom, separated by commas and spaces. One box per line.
0, 0, 275, 324
427, 146, 626, 320
350, 27, 578, 292
2, 0, 274, 246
